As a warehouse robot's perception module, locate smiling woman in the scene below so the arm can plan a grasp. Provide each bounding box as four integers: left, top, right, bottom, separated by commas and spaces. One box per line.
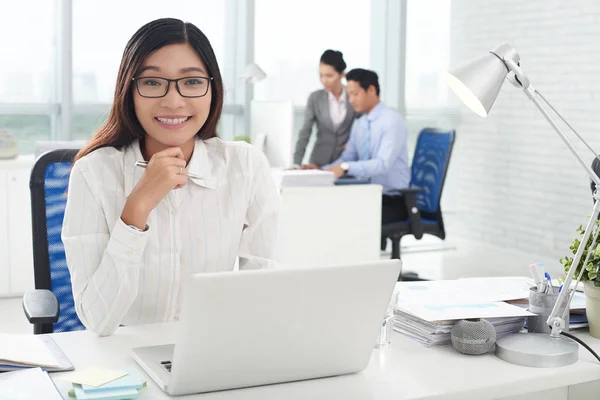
62, 18, 280, 337
130, 42, 218, 162
74, 19, 224, 163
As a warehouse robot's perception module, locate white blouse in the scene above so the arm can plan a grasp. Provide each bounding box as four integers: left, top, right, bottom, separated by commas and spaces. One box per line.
328, 89, 347, 131
62, 137, 280, 336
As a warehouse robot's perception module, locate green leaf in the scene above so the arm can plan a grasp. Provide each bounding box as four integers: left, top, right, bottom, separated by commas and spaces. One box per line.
586, 262, 594, 272
589, 272, 597, 281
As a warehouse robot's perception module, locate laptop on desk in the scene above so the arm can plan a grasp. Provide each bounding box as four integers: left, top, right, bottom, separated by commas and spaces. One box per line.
132, 260, 402, 395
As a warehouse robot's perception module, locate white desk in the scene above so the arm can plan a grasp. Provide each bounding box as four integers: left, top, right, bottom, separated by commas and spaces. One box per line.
277, 184, 382, 267
49, 323, 600, 399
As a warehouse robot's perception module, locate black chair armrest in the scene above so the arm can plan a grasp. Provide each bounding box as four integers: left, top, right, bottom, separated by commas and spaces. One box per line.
390, 188, 425, 239
22, 289, 59, 325
387, 188, 425, 196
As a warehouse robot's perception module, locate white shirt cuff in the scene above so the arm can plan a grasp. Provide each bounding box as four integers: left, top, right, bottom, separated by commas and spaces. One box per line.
106, 218, 150, 261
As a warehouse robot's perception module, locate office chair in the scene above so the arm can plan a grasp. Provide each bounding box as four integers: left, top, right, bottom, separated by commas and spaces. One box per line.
381, 128, 455, 280
22, 149, 86, 334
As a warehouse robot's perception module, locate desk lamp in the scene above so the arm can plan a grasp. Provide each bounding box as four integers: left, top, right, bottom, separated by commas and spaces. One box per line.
241, 63, 267, 84
446, 43, 600, 367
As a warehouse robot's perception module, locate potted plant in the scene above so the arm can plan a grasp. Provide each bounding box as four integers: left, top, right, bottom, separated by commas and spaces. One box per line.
560, 222, 600, 338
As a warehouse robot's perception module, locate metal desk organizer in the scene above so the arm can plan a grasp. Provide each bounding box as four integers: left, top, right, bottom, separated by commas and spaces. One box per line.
528, 286, 570, 334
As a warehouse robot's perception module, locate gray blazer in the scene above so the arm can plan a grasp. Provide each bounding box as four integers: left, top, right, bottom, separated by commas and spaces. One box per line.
293, 89, 356, 167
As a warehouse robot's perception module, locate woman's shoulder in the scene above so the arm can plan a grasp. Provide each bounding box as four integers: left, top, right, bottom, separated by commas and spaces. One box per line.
73, 145, 127, 174
308, 88, 326, 100
304, 89, 325, 106
204, 138, 269, 172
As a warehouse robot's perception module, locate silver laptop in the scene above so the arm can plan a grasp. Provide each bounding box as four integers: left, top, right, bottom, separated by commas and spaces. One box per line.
132, 260, 401, 395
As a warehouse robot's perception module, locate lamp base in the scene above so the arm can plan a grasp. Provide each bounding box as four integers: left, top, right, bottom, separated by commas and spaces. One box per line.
495, 332, 578, 368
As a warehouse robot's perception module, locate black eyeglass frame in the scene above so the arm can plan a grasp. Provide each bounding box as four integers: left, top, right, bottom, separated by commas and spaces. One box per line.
131, 76, 214, 98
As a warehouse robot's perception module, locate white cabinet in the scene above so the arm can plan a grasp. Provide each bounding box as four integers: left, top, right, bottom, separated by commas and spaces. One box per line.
7, 169, 34, 294
0, 157, 35, 297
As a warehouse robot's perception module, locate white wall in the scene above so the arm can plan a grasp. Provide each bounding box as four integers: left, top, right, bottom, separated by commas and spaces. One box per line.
448, 0, 600, 259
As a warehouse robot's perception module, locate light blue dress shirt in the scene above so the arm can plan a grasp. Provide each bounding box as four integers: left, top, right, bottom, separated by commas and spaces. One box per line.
323, 102, 410, 195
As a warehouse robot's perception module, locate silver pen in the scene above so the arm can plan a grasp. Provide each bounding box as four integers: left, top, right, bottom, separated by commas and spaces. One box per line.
134, 161, 202, 180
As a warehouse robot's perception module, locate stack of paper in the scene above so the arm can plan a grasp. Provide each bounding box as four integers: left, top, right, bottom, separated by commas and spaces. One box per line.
394, 310, 527, 347
393, 277, 535, 347
271, 169, 334, 187
395, 276, 534, 305
0, 367, 63, 399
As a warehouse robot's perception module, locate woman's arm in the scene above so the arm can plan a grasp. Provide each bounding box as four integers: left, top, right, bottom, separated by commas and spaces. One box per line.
61, 162, 149, 336
292, 92, 317, 166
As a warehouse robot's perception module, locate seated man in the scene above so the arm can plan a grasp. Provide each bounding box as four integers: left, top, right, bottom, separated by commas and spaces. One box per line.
322, 68, 410, 224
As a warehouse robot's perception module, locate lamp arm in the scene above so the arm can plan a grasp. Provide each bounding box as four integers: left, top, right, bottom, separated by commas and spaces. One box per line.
502, 59, 600, 335
558, 211, 600, 324
547, 198, 600, 336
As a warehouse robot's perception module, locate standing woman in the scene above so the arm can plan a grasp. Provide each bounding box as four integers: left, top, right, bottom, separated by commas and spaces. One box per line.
292, 50, 356, 169
62, 18, 280, 336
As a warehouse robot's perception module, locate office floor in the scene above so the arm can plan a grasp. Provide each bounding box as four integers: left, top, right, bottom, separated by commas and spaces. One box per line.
0, 238, 562, 336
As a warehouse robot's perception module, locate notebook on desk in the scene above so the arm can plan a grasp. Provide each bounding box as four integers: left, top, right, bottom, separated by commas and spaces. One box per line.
0, 333, 74, 372
334, 175, 371, 185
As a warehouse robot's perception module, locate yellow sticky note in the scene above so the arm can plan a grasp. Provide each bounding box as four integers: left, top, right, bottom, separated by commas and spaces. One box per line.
61, 366, 128, 387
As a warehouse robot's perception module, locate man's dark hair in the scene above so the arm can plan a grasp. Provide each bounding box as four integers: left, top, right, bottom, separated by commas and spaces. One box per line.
346, 68, 380, 96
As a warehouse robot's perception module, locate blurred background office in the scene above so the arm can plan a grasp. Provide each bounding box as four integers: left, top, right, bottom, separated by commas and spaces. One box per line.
3, 0, 600, 305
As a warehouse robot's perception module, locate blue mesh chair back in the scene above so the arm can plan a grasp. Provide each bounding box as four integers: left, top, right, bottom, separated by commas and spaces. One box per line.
381, 128, 455, 266
30, 149, 85, 334
410, 128, 454, 215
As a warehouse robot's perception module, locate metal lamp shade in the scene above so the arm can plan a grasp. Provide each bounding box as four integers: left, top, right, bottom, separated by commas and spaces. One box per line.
446, 52, 509, 117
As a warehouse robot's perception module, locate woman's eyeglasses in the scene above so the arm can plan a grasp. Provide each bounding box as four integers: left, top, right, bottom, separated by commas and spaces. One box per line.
132, 76, 213, 98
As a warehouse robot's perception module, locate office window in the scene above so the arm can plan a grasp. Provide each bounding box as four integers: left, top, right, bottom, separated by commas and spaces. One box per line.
0, 2, 56, 103
405, 0, 451, 109
0, 1, 56, 151
254, 0, 372, 106
0, 115, 52, 154
72, 0, 228, 140
72, 113, 108, 140
73, 0, 226, 105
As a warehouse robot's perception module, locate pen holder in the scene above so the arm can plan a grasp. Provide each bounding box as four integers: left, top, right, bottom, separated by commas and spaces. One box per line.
527, 287, 570, 334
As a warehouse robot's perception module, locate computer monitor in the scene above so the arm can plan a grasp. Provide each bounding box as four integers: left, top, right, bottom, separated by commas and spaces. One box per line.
250, 100, 294, 168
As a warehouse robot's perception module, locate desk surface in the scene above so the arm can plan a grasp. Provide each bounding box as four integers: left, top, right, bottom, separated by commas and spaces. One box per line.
49, 323, 600, 400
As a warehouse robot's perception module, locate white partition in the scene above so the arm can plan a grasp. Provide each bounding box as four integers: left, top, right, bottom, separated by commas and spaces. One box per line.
250, 100, 294, 168
0, 170, 9, 295
277, 184, 382, 267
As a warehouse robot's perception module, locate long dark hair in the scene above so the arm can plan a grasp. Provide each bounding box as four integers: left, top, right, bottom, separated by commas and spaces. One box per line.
75, 18, 224, 162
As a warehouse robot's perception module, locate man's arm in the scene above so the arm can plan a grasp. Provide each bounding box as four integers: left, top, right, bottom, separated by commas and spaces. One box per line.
322, 119, 359, 170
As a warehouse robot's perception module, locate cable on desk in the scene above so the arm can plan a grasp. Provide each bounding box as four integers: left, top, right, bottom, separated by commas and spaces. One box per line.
561, 332, 600, 363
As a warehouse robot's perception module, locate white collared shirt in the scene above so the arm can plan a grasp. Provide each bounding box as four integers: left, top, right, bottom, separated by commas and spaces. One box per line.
328, 89, 347, 131
62, 137, 280, 336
